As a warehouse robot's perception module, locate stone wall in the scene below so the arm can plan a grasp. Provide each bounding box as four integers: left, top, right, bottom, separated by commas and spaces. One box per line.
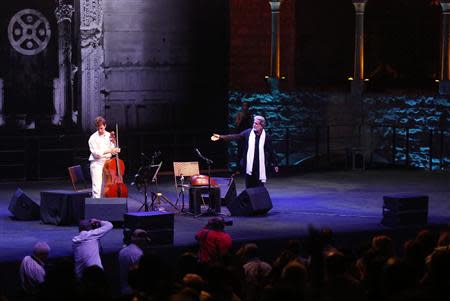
100, 0, 228, 130
228, 91, 450, 170
364, 95, 450, 169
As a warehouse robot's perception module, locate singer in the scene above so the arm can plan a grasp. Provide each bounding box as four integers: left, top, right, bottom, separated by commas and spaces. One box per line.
211, 116, 279, 188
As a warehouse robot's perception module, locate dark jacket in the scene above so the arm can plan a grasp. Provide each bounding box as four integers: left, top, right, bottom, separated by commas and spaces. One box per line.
221, 128, 278, 171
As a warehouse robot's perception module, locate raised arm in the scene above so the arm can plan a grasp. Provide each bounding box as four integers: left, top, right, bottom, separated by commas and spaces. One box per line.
211, 130, 247, 142
87, 220, 113, 239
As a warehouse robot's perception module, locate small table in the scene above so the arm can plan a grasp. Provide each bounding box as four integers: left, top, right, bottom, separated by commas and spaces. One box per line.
188, 186, 221, 215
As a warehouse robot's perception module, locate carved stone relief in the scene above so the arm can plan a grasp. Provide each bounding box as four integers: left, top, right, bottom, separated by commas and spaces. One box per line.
53, 1, 75, 125
8, 9, 52, 56
80, 0, 104, 130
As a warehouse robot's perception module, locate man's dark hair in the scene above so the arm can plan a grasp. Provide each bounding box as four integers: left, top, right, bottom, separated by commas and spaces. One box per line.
94, 116, 106, 127
78, 219, 100, 232
78, 220, 92, 232
206, 217, 225, 231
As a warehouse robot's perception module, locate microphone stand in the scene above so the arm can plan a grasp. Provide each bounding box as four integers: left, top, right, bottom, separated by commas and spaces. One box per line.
178, 173, 194, 216
194, 151, 226, 218
135, 162, 152, 212
136, 153, 153, 212
142, 174, 149, 211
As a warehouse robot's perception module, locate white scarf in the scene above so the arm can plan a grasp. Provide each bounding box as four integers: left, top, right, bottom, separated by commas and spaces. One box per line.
246, 129, 266, 182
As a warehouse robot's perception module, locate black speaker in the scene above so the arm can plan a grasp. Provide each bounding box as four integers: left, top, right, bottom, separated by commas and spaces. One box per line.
212, 177, 237, 205
8, 188, 40, 220
227, 186, 273, 216
124, 212, 174, 245
381, 194, 428, 227
85, 198, 128, 224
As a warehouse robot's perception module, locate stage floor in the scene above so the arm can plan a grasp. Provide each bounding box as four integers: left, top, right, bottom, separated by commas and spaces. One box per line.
0, 169, 449, 263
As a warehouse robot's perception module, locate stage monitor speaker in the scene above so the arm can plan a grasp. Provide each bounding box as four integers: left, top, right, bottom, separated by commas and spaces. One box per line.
381, 194, 428, 227
124, 211, 174, 245
84, 198, 128, 224
227, 186, 272, 216
8, 188, 40, 220
211, 177, 237, 205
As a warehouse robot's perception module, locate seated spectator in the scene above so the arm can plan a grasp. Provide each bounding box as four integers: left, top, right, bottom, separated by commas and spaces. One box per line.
240, 243, 272, 301
176, 252, 200, 281
169, 287, 200, 301
203, 263, 241, 301
72, 219, 113, 278
403, 239, 426, 283
38, 258, 80, 301
371, 235, 395, 258
423, 247, 450, 300
415, 229, 436, 259
355, 248, 387, 301
323, 250, 363, 301
80, 265, 111, 301
195, 217, 232, 264
262, 261, 308, 301
19, 242, 50, 296
182, 273, 205, 296
118, 229, 150, 295
422, 230, 450, 289
382, 257, 418, 301
271, 249, 301, 283
436, 230, 450, 247
134, 251, 174, 301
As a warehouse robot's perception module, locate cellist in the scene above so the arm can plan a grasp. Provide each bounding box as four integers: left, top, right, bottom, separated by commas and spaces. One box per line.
88, 116, 120, 198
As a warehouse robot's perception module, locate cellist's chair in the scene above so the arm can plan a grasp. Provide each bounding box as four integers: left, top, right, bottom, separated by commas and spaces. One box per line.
68, 165, 92, 194
173, 162, 202, 207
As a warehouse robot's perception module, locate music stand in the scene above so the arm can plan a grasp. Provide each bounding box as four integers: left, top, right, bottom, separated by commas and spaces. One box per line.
173, 162, 202, 215
133, 164, 152, 212
149, 162, 178, 211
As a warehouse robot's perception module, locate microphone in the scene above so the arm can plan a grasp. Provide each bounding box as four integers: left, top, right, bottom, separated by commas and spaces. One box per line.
195, 148, 203, 158
195, 148, 213, 164
141, 152, 151, 162
180, 173, 185, 192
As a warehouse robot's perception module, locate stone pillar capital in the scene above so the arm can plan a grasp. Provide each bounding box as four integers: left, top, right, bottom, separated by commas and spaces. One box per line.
55, 3, 74, 23
441, 1, 450, 13
353, 0, 368, 14
269, 0, 282, 11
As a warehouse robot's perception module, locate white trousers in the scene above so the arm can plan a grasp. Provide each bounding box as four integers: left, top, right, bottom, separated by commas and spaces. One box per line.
90, 161, 105, 198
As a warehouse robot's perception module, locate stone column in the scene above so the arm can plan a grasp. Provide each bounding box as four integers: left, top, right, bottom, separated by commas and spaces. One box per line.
267, 0, 282, 91
0, 79, 4, 126
351, 0, 368, 96
440, 1, 450, 95
80, 0, 104, 131
54, 0, 75, 126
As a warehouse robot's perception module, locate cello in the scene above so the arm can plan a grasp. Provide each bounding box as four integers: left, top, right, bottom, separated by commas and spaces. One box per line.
103, 124, 128, 198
